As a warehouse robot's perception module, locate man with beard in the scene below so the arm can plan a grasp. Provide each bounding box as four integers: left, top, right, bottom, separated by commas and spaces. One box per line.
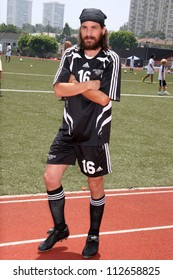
38, 8, 121, 258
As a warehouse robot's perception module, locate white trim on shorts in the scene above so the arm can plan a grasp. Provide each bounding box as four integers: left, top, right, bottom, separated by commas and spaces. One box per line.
104, 143, 112, 173
0, 59, 2, 72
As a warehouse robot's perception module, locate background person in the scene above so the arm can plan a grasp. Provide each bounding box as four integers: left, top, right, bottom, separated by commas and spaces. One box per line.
142, 54, 155, 83
0, 43, 2, 81
38, 8, 121, 259
0, 43, 2, 96
6, 43, 11, 62
170, 59, 173, 73
64, 40, 72, 50
157, 59, 169, 95
130, 55, 134, 73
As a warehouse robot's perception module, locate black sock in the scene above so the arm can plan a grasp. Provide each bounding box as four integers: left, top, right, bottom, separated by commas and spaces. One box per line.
88, 195, 106, 236
47, 186, 66, 231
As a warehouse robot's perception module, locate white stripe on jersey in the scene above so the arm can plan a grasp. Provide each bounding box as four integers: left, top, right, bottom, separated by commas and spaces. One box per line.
69, 53, 82, 72
53, 55, 66, 85
104, 49, 120, 100
104, 143, 112, 173
98, 115, 112, 135
95, 101, 112, 128
53, 45, 79, 85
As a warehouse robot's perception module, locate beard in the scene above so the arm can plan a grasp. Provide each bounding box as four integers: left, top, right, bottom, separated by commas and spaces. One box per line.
79, 33, 103, 50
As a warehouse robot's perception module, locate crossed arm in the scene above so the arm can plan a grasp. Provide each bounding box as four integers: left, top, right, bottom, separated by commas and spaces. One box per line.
53, 74, 110, 106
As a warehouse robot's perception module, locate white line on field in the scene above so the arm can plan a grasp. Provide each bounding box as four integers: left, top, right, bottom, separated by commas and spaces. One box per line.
1, 189, 173, 204
0, 224, 173, 247
3, 72, 173, 85
1, 88, 173, 98
3, 72, 54, 77
123, 94, 173, 98
1, 89, 53, 93
1, 186, 173, 199
123, 79, 173, 84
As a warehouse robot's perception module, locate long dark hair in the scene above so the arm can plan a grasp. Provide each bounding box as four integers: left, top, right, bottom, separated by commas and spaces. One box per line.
78, 28, 109, 51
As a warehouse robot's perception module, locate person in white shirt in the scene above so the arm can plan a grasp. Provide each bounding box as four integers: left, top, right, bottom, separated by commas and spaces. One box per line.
142, 54, 155, 83
130, 56, 135, 73
157, 59, 169, 95
0, 43, 2, 80
170, 60, 173, 73
6, 43, 11, 62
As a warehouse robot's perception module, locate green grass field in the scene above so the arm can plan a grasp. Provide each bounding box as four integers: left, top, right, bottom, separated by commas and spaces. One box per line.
0, 55, 173, 195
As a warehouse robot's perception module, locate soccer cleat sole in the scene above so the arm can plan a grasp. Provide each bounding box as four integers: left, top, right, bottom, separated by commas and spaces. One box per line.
38, 237, 68, 253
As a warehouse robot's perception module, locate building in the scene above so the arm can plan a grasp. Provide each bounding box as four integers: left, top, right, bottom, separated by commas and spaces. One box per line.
128, 0, 173, 40
42, 2, 65, 29
7, 0, 32, 28
0, 32, 21, 53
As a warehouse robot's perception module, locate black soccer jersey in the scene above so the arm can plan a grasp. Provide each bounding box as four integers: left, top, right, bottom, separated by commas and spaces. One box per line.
53, 45, 121, 146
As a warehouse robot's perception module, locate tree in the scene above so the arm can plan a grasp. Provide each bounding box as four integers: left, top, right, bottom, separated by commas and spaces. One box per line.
62, 23, 71, 40
22, 23, 36, 34
69, 36, 78, 45
138, 31, 165, 40
35, 24, 44, 33
29, 35, 58, 57
109, 31, 138, 50
18, 34, 58, 57
0, 23, 20, 33
119, 22, 128, 31
57, 23, 72, 43
18, 34, 32, 56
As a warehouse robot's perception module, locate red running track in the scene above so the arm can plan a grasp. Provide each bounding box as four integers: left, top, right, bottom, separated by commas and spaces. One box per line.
0, 187, 173, 260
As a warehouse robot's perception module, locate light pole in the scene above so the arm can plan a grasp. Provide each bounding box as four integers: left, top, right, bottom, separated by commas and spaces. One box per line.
145, 41, 150, 63
48, 21, 50, 36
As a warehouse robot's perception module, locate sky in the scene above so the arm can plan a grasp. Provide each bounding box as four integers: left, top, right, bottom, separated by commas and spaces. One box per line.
0, 0, 131, 31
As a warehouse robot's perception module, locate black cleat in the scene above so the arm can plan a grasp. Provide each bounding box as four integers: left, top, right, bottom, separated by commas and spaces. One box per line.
82, 235, 99, 259
38, 225, 69, 252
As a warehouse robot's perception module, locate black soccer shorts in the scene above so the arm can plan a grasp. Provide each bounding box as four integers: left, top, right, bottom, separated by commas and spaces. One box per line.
47, 139, 112, 177
159, 80, 166, 87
